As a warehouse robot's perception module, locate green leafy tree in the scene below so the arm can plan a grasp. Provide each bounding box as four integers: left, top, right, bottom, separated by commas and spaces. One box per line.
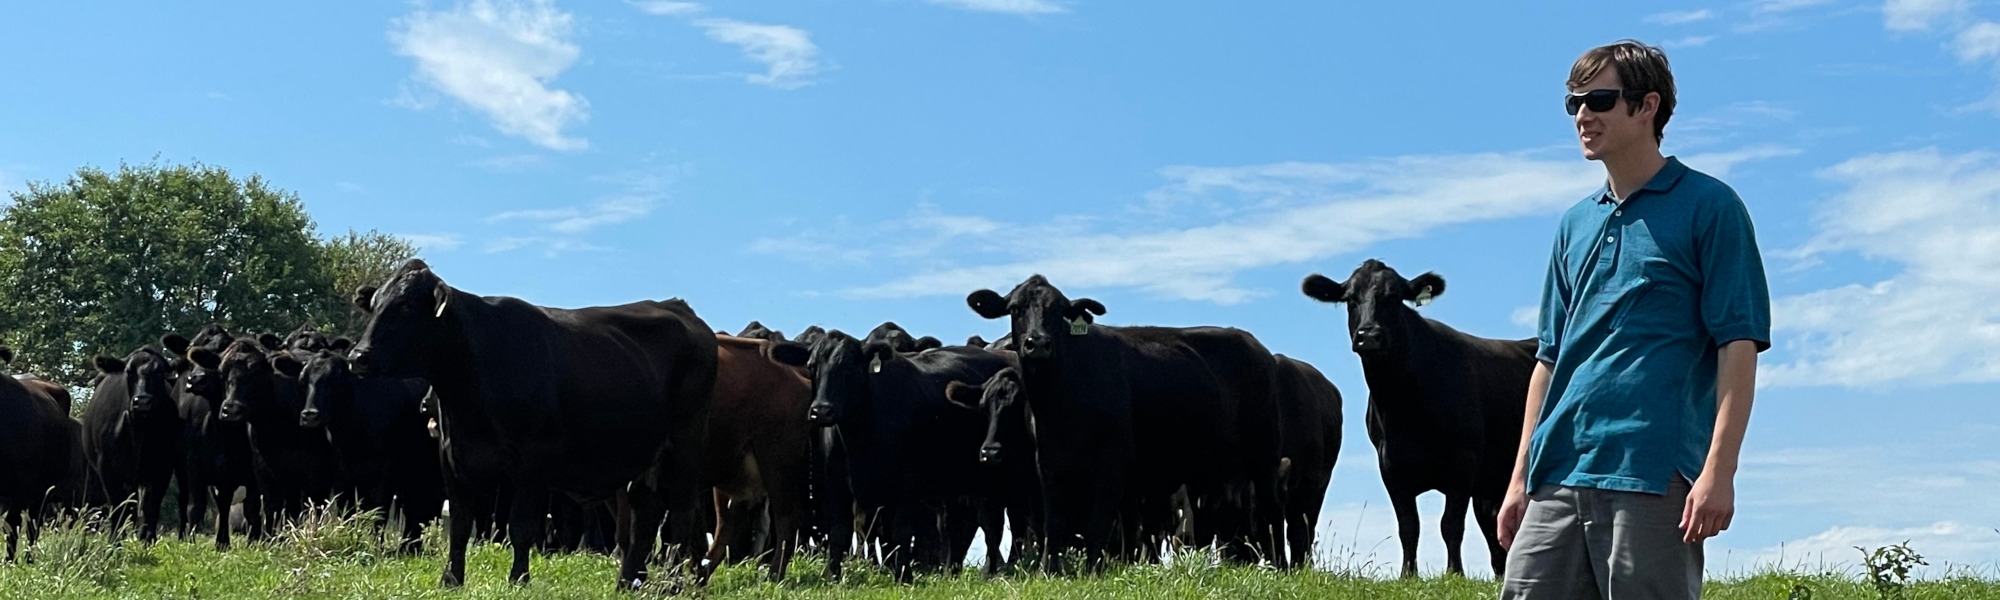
316, 229, 419, 337
0, 161, 417, 387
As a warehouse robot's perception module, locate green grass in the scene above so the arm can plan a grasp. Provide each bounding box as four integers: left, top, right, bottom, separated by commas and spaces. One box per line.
4, 513, 1998, 600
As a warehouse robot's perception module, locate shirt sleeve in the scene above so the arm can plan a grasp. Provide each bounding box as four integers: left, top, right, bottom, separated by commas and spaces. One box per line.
1698, 193, 1773, 352
1535, 231, 1569, 364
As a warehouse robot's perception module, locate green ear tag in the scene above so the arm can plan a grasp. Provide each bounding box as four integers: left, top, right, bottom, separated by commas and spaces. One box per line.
1069, 316, 1088, 336
1414, 286, 1433, 307
868, 355, 883, 373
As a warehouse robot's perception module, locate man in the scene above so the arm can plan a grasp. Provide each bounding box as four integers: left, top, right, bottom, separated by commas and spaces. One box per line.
1496, 40, 1771, 599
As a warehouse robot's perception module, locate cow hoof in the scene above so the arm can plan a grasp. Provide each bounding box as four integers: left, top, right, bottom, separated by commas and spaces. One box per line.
510, 572, 530, 586
440, 572, 464, 588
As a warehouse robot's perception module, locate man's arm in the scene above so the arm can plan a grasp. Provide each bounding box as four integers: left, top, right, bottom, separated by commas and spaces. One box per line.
1497, 360, 1554, 549
1680, 339, 1758, 543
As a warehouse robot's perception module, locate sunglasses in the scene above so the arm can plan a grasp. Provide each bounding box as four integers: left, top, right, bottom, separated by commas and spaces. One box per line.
1564, 89, 1648, 116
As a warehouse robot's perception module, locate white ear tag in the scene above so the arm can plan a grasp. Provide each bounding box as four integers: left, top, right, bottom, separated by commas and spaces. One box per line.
435, 295, 449, 318
1414, 286, 1434, 307
868, 355, 883, 374
1069, 316, 1089, 336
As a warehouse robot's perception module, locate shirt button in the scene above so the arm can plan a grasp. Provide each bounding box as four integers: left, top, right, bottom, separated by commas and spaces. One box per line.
1606, 236, 1616, 243
1614, 210, 1622, 216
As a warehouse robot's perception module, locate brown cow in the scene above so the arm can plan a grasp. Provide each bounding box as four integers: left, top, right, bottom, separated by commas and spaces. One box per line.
702, 335, 812, 581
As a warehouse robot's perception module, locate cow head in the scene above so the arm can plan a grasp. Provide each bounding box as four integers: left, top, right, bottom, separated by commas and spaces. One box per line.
966, 275, 1105, 361
944, 366, 1023, 464
964, 335, 988, 349
295, 350, 357, 429
1301, 259, 1446, 356
792, 325, 827, 349
284, 324, 331, 354
864, 322, 920, 353
348, 259, 452, 378
803, 331, 892, 427
737, 321, 786, 343
183, 324, 235, 399
0, 346, 11, 364
95, 346, 176, 414
191, 338, 289, 423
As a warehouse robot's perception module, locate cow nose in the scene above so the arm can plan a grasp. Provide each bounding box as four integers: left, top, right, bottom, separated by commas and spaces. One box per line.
348, 347, 371, 371
131, 393, 155, 412
806, 404, 835, 426
1021, 334, 1050, 357
979, 444, 1002, 463
1353, 325, 1385, 351
299, 408, 321, 428
219, 402, 244, 422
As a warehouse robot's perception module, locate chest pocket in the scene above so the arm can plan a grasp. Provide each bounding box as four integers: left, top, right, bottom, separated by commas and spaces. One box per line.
1599, 218, 1676, 332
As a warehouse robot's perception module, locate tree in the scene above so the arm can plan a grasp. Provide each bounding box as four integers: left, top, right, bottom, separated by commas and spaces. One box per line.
0, 161, 418, 387
317, 229, 419, 337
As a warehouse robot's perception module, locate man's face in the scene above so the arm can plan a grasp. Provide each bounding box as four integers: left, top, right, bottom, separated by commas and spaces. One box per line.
1571, 66, 1654, 162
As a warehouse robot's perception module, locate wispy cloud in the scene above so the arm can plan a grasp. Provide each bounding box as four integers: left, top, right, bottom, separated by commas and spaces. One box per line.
1956, 21, 2000, 62
1646, 8, 1715, 24
1763, 148, 2000, 388
476, 161, 689, 255
1665, 35, 1720, 48
390, 0, 590, 151
1884, 0, 1969, 31
627, 0, 705, 16
1753, 0, 1834, 14
489, 195, 656, 234
694, 18, 820, 89
467, 154, 545, 170
922, 0, 1068, 15
1721, 439, 2000, 571
398, 233, 466, 253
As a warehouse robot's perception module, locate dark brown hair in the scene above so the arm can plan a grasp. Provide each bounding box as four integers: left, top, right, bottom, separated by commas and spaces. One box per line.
1567, 40, 1675, 144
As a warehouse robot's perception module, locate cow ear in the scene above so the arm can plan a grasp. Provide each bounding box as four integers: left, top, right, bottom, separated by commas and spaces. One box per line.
914, 336, 943, 352
256, 334, 283, 352
271, 353, 304, 379
965, 335, 987, 348
1301, 274, 1347, 303
353, 286, 377, 313
188, 348, 222, 370
161, 334, 191, 356
94, 355, 126, 374
967, 289, 1009, 320
1408, 272, 1446, 306
433, 282, 454, 318
0, 346, 12, 364
943, 380, 983, 411
863, 342, 895, 374
329, 338, 353, 353
1072, 298, 1107, 317
767, 341, 810, 368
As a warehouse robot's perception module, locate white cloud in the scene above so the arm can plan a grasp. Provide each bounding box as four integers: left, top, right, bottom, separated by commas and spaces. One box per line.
1754, 0, 1833, 14
694, 19, 819, 90
1666, 35, 1720, 48
399, 233, 466, 252
390, 0, 590, 151
1955, 21, 2000, 63
1677, 145, 1802, 177
1510, 305, 1540, 332
1646, 9, 1715, 25
628, 0, 705, 16
1762, 148, 2000, 388
1883, 0, 1969, 31
467, 154, 545, 170
922, 0, 1068, 15
1742, 523, 2000, 573
488, 195, 656, 234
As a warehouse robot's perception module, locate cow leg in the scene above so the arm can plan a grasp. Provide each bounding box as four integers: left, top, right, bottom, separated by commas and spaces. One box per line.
1286, 508, 1312, 571
1440, 493, 1469, 576
440, 480, 484, 588
505, 487, 548, 585
1473, 496, 1506, 579
980, 498, 1005, 575
1390, 490, 1421, 579
703, 491, 737, 575
618, 484, 669, 590
242, 488, 266, 542
138, 470, 171, 543
211, 485, 233, 551
4, 507, 18, 563
819, 485, 853, 581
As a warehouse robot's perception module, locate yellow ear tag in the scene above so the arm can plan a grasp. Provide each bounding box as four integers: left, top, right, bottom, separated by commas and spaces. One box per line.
1069, 316, 1088, 336
868, 355, 883, 374
1414, 286, 1433, 307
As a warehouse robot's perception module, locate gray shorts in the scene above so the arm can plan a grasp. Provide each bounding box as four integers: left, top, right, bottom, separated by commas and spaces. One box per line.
1499, 476, 1703, 600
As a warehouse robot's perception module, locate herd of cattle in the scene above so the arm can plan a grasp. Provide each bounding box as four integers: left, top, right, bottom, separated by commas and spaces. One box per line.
0, 257, 1538, 588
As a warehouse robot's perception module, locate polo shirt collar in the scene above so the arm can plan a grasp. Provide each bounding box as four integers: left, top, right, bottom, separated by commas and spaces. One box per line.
1596, 156, 1689, 204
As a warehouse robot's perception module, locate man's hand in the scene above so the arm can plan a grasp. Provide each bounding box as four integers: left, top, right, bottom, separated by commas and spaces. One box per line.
1679, 474, 1734, 544
1497, 481, 1530, 549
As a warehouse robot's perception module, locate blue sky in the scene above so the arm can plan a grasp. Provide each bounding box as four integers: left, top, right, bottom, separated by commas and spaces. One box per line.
5, 0, 1999, 577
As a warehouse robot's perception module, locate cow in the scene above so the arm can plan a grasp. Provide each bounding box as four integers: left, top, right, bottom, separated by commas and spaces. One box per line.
282, 325, 332, 355
791, 329, 1013, 582
175, 324, 265, 549
1270, 355, 1343, 570
701, 335, 812, 581
189, 338, 347, 529
966, 275, 1284, 570
736, 321, 787, 343
0, 346, 85, 562
864, 322, 942, 353
942, 366, 1045, 575
287, 350, 442, 552
963, 335, 989, 349
81, 341, 188, 542
346, 259, 718, 589
1301, 259, 1534, 578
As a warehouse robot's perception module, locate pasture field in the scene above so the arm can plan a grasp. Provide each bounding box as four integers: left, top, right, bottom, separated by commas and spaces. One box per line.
3, 509, 1997, 600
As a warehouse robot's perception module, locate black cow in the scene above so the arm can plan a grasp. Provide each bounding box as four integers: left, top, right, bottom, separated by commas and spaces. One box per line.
864, 322, 942, 353
0, 346, 85, 562
282, 325, 332, 354
175, 324, 265, 549
1270, 354, 1342, 570
942, 366, 1045, 574
81, 341, 187, 542
792, 330, 1012, 581
346, 259, 718, 589
288, 350, 442, 552
964, 335, 989, 349
1302, 260, 1533, 578
966, 275, 1284, 570
736, 321, 787, 343
190, 338, 346, 529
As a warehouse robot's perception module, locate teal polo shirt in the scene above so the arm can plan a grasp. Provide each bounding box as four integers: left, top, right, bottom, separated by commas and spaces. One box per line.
1529, 156, 1772, 496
